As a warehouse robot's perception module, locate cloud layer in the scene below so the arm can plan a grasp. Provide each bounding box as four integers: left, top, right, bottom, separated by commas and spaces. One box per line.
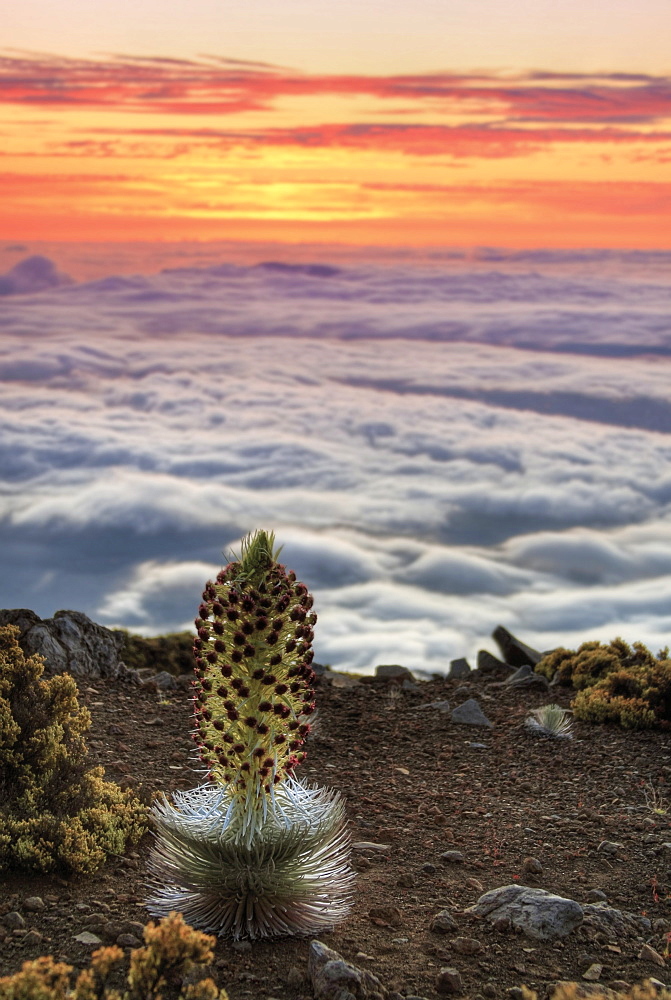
1, 247, 670, 672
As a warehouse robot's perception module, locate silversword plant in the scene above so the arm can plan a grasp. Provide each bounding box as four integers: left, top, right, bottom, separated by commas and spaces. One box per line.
146, 531, 354, 939
525, 703, 573, 739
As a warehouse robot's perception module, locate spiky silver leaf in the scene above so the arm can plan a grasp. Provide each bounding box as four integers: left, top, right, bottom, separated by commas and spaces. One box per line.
145, 778, 354, 939
525, 703, 573, 739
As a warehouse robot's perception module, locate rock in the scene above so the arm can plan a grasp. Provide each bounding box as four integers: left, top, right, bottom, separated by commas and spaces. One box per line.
23, 929, 44, 945
375, 664, 414, 682
0, 609, 124, 678
117, 933, 142, 948
482, 985, 497, 998
477, 650, 510, 673
451, 699, 492, 727
416, 700, 451, 712
448, 658, 471, 679
638, 944, 666, 967
2, 912, 26, 929
581, 903, 650, 941
582, 965, 603, 981
74, 931, 103, 945
144, 670, 177, 690
451, 937, 483, 955
465, 885, 583, 941
23, 897, 46, 912
308, 939, 387, 1000
521, 857, 543, 875
596, 841, 623, 856
353, 842, 391, 853
441, 851, 465, 864
369, 905, 403, 928
502, 665, 549, 689
552, 982, 619, 1000
286, 966, 305, 987
330, 673, 362, 688
436, 967, 463, 995
430, 910, 458, 934
492, 626, 543, 667
584, 890, 608, 903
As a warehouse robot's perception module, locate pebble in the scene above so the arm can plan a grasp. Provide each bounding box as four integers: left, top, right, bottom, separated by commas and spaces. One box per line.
638, 943, 666, 967
582, 964, 603, 981
23, 930, 44, 946
585, 890, 608, 903
3, 912, 26, 930
421, 863, 437, 874
285, 966, 304, 987
352, 841, 391, 852
117, 933, 142, 948
482, 985, 497, 998
232, 941, 252, 953
74, 932, 102, 945
451, 936, 484, 955
597, 841, 623, 855
430, 910, 458, 934
369, 905, 403, 927
436, 967, 463, 994
441, 851, 465, 864
522, 857, 543, 875
23, 897, 46, 912
506, 990, 524, 1000
451, 698, 493, 727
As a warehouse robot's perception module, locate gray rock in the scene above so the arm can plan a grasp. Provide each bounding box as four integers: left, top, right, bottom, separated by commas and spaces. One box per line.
308, 939, 387, 1000
638, 944, 666, 967
477, 649, 510, 673
436, 968, 463, 995
2, 912, 26, 929
74, 931, 103, 945
596, 841, 623, 856
448, 657, 471, 679
430, 910, 458, 934
451, 699, 492, 727
416, 699, 451, 712
584, 890, 608, 904
374, 663, 414, 682
117, 933, 142, 948
23, 897, 46, 911
441, 851, 465, 864
582, 903, 651, 940
23, 930, 44, 946
465, 884, 583, 941
492, 626, 543, 667
0, 609, 124, 678
145, 670, 177, 690
502, 665, 549, 689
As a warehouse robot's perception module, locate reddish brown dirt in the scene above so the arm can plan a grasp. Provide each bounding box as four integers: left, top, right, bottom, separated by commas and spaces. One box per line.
1, 666, 670, 999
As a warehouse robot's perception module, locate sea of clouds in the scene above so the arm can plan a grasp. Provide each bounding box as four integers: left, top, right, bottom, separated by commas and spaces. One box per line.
1, 244, 671, 674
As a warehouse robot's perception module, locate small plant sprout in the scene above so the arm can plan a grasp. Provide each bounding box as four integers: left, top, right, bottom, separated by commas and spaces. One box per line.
525, 703, 573, 739
146, 531, 354, 940
642, 780, 669, 816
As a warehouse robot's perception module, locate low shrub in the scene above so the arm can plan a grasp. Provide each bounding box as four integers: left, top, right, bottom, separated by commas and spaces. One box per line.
116, 631, 195, 677
0, 912, 229, 1000
523, 981, 670, 1000
572, 659, 671, 730
535, 637, 668, 690
0, 624, 147, 874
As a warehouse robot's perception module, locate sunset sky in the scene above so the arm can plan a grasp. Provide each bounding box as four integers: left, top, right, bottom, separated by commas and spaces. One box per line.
3, 0, 671, 247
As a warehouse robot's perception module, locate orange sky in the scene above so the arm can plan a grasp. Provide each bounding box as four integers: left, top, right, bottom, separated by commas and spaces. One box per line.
2, 52, 671, 247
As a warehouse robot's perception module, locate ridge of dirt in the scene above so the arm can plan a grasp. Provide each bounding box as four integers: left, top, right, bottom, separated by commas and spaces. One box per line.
1, 666, 670, 999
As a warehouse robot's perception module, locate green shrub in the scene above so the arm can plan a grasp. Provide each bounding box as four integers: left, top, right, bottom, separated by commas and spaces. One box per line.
116, 631, 195, 677
523, 981, 670, 1000
0, 912, 229, 1000
0, 624, 147, 874
535, 637, 666, 690
572, 659, 671, 730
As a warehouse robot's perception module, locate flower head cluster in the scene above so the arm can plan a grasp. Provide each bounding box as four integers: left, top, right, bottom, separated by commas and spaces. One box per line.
190, 531, 317, 799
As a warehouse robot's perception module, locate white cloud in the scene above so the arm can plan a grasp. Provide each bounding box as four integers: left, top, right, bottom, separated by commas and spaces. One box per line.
1, 248, 671, 672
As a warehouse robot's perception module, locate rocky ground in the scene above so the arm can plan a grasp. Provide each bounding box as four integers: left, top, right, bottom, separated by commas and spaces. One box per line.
1, 658, 670, 999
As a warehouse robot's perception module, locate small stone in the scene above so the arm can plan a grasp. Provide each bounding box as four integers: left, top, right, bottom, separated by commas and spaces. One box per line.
375, 664, 414, 681
582, 964, 603, 981
430, 910, 458, 934
436, 967, 463, 994
0, 926, 7, 942
441, 851, 465, 864
477, 650, 508, 672
416, 699, 451, 712
448, 657, 471, 679
353, 841, 391, 852
522, 857, 543, 875
286, 967, 304, 987
23, 930, 44, 946
232, 940, 252, 953
369, 905, 403, 927
451, 698, 492, 727
421, 863, 437, 874
117, 933, 142, 948
74, 932, 102, 945
609, 983, 631, 993
23, 897, 46, 912
585, 890, 608, 903
638, 943, 666, 967
3, 912, 26, 929
493, 916, 512, 933
451, 937, 483, 955
75, 902, 92, 912
597, 841, 623, 855
397, 873, 415, 888
482, 985, 497, 998
506, 990, 524, 1000
492, 626, 543, 667
647, 980, 667, 992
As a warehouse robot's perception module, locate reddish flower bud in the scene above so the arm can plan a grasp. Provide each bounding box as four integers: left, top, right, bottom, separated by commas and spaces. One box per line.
241, 596, 255, 612
243, 644, 255, 657
193, 638, 203, 651
255, 616, 268, 630
241, 762, 250, 772
223, 700, 236, 712
199, 604, 210, 619
231, 678, 242, 690
275, 683, 288, 695
214, 639, 226, 653
213, 602, 224, 615
257, 723, 269, 735
227, 609, 238, 621
285, 639, 297, 653
272, 618, 284, 630
227, 709, 239, 721
233, 631, 246, 646
239, 685, 250, 698
269, 654, 282, 666
213, 719, 224, 731
258, 700, 272, 712
213, 621, 225, 635
259, 767, 270, 778
242, 621, 254, 636
251, 667, 265, 679
263, 757, 274, 768
262, 674, 276, 685
198, 628, 210, 641
206, 651, 217, 664
231, 650, 243, 663
216, 685, 228, 698
233, 742, 245, 753
266, 631, 279, 645
288, 720, 299, 730
228, 590, 239, 604
253, 747, 265, 758
201, 678, 212, 691
274, 734, 286, 744
244, 716, 257, 728
194, 618, 205, 629
221, 664, 233, 677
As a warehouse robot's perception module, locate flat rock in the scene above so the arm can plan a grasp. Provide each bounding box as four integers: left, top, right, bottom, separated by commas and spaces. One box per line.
451, 699, 492, 727
0, 608, 124, 678
582, 902, 651, 940
74, 931, 103, 945
416, 699, 451, 712
374, 664, 414, 682
308, 939, 387, 1000
430, 910, 458, 934
436, 967, 463, 995
492, 626, 543, 667
503, 665, 549, 689
477, 649, 510, 673
465, 884, 583, 941
23, 897, 46, 912
448, 657, 471, 679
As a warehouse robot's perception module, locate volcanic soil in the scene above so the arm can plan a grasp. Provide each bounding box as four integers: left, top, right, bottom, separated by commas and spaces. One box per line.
1, 662, 670, 999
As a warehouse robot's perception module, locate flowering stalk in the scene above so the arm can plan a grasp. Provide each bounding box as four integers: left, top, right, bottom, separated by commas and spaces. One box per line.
146, 531, 354, 939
